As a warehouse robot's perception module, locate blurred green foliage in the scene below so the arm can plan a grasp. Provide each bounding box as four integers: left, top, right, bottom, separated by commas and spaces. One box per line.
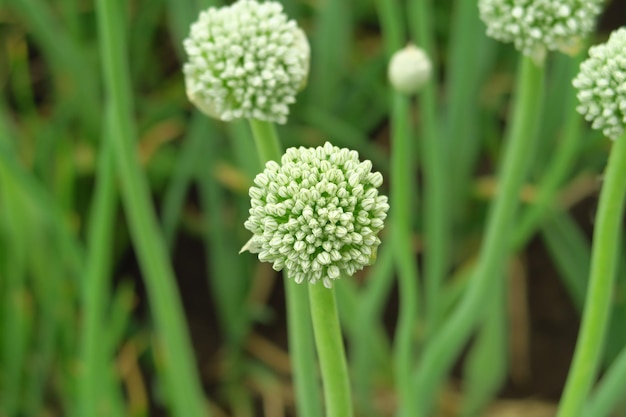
1, 0, 625, 416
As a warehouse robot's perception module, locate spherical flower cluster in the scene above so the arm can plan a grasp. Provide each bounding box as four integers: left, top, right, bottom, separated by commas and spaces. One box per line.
183, 0, 310, 124
243, 142, 389, 288
573, 28, 626, 140
388, 44, 432, 95
478, 0, 603, 62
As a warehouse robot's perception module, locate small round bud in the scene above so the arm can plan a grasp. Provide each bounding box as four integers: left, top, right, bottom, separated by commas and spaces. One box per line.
478, 0, 603, 63
243, 142, 390, 288
183, 0, 310, 124
388, 44, 432, 94
573, 28, 626, 140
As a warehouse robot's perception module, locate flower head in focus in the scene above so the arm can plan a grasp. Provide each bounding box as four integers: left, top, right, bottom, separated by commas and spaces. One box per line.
183, 0, 310, 124
478, 0, 603, 63
573, 28, 626, 140
243, 142, 389, 288
388, 44, 432, 95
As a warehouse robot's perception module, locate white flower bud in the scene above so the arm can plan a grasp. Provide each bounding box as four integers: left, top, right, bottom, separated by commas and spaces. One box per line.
388, 44, 432, 95
243, 142, 389, 286
183, 0, 310, 124
573, 28, 626, 140
479, 0, 603, 62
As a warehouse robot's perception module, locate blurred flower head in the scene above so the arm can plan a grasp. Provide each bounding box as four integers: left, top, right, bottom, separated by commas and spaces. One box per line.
388, 44, 432, 95
183, 0, 310, 124
478, 0, 603, 63
573, 28, 626, 140
243, 142, 389, 288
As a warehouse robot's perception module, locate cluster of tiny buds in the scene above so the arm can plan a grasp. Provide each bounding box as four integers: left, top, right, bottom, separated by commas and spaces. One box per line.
243, 142, 389, 288
183, 0, 310, 124
478, 0, 603, 63
573, 28, 626, 140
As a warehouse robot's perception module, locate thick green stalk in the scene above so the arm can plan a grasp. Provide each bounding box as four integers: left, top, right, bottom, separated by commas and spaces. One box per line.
375, 0, 404, 56
198, 125, 249, 349
285, 281, 323, 417
373, 2, 420, 416
557, 131, 626, 417
389, 90, 414, 251
461, 273, 507, 417
95, 1, 207, 416
513, 54, 584, 248
246, 119, 321, 417
411, 56, 545, 417
352, 246, 395, 413
310, 0, 351, 109
308, 283, 353, 417
444, 0, 492, 216
248, 119, 283, 163
409, 0, 449, 335
79, 116, 117, 417
391, 92, 420, 417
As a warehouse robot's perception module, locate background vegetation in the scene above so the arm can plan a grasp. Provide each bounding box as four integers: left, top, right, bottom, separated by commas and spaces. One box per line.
1, 0, 625, 416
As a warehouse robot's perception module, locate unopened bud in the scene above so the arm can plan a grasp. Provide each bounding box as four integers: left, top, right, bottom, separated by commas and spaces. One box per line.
388, 44, 432, 95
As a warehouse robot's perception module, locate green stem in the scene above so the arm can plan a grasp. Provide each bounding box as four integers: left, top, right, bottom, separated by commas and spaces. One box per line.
391, 91, 420, 417
308, 283, 353, 417
444, 0, 492, 218
95, 1, 207, 416
412, 56, 545, 417
198, 124, 249, 350
375, 0, 404, 56
353, 245, 395, 413
285, 279, 323, 417
513, 54, 584, 248
246, 119, 322, 417
310, 0, 351, 109
374, 2, 421, 416
248, 118, 283, 163
79, 114, 117, 417
409, 0, 449, 336
557, 131, 626, 417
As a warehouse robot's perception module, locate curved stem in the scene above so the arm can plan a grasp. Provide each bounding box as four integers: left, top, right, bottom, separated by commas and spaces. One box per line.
248, 118, 282, 164
557, 131, 626, 417
390, 92, 420, 417
309, 283, 353, 417
409, 0, 449, 336
80, 119, 117, 417
513, 54, 584, 248
374, 2, 421, 415
247, 119, 322, 417
375, 0, 404, 57
95, 1, 207, 416
411, 56, 545, 417
352, 246, 395, 412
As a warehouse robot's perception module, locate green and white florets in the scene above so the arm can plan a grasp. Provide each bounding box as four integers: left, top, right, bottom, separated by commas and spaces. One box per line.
244, 142, 389, 288
573, 28, 626, 140
478, 0, 603, 62
183, 0, 310, 124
